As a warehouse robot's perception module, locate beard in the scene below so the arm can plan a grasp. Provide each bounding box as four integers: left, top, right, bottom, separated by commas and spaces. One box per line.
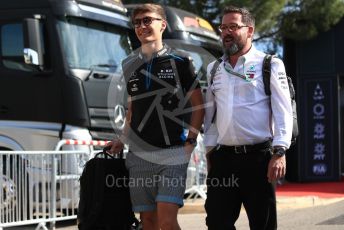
222, 35, 245, 56
224, 43, 240, 56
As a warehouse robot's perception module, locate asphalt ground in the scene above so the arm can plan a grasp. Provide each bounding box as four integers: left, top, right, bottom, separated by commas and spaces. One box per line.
3, 178, 344, 229
5, 196, 344, 230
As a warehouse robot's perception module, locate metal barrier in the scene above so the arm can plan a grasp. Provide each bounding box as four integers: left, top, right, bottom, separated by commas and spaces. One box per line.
0, 139, 110, 230
0, 138, 206, 229
185, 135, 208, 201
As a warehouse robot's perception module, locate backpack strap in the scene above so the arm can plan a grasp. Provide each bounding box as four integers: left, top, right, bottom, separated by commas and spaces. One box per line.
209, 58, 222, 123
262, 54, 273, 96
210, 58, 223, 85
211, 107, 217, 124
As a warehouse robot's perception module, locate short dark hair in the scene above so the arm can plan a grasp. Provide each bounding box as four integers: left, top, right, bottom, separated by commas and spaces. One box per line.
131, 4, 166, 21
222, 5, 255, 27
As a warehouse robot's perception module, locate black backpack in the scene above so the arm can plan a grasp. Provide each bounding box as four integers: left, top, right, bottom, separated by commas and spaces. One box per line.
77, 147, 140, 230
262, 54, 299, 145
209, 55, 299, 145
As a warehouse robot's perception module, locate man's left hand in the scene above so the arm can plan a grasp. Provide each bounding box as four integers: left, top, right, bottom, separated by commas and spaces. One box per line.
267, 155, 286, 183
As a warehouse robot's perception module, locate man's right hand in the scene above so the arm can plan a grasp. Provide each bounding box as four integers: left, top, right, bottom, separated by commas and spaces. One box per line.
106, 139, 124, 155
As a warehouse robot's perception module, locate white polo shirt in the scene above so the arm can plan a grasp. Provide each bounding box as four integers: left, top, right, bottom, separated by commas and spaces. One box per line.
204, 46, 293, 148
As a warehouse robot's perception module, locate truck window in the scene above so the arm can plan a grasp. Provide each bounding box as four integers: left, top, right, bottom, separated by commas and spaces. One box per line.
1, 22, 45, 72
57, 17, 131, 73
1, 23, 29, 71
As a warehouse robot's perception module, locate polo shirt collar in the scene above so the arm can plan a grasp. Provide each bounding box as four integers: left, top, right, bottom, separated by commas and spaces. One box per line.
138, 43, 170, 60
221, 44, 257, 63
241, 44, 256, 62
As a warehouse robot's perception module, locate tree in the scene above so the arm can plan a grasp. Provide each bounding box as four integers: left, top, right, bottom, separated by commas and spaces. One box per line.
123, 0, 344, 42
281, 0, 344, 41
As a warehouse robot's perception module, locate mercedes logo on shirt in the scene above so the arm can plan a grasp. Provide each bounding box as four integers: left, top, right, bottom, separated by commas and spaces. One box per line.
114, 104, 125, 130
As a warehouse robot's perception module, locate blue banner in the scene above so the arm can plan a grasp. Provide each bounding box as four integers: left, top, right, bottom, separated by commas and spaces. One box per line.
300, 76, 341, 181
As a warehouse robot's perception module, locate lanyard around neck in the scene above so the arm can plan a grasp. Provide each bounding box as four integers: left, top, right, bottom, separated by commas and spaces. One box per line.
145, 58, 154, 90
223, 62, 252, 82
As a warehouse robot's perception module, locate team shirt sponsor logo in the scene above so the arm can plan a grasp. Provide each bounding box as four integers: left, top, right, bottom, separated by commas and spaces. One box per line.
128, 68, 178, 92
157, 68, 175, 79
245, 64, 256, 79
129, 72, 139, 92
277, 71, 288, 90
157, 48, 167, 57
131, 83, 139, 92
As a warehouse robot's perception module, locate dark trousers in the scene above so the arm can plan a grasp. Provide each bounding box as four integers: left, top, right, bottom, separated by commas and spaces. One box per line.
205, 146, 277, 230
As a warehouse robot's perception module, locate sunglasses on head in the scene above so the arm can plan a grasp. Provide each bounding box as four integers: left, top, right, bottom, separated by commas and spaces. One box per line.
132, 16, 163, 28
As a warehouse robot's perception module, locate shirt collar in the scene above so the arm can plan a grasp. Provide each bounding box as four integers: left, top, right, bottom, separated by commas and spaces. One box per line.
241, 44, 256, 62
138, 43, 170, 60
221, 44, 257, 63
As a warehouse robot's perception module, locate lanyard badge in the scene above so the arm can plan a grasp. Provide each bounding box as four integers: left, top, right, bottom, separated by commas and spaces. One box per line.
223, 62, 254, 82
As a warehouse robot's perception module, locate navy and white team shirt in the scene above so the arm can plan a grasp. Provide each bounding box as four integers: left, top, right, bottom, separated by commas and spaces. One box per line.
122, 44, 200, 150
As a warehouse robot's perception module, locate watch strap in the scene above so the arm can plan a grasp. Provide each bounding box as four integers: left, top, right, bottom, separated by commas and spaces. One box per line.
273, 147, 286, 157
185, 138, 197, 146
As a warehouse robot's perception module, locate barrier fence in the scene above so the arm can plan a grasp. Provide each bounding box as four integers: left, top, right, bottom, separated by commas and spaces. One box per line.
185, 135, 208, 201
0, 138, 207, 229
0, 139, 109, 230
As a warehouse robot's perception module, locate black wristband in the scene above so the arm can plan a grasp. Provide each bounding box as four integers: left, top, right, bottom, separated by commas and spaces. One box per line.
273, 147, 286, 157
185, 138, 197, 147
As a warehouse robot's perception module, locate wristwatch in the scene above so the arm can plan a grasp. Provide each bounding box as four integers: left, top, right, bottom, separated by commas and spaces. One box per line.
273, 147, 286, 157
185, 138, 197, 147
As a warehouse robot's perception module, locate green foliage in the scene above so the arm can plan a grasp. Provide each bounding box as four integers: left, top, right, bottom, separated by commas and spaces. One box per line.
122, 0, 344, 42
281, 0, 344, 40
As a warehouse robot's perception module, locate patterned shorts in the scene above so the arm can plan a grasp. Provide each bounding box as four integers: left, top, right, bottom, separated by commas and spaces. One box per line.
125, 146, 190, 213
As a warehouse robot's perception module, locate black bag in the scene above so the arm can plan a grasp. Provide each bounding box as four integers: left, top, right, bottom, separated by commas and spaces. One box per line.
78, 147, 139, 230
262, 54, 299, 145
